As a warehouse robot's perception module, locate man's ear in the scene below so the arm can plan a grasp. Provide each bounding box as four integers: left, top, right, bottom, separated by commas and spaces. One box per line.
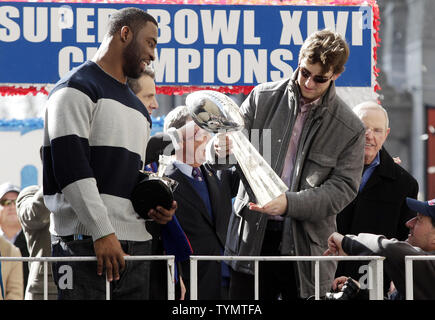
385, 127, 391, 140
120, 26, 132, 43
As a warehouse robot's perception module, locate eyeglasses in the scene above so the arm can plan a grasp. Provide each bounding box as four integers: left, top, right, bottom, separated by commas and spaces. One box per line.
0, 199, 16, 207
299, 67, 334, 84
365, 127, 385, 136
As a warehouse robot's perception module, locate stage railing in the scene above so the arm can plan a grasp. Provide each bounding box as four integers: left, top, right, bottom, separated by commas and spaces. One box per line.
0, 255, 175, 300
405, 255, 435, 300
189, 255, 385, 300
0, 255, 386, 300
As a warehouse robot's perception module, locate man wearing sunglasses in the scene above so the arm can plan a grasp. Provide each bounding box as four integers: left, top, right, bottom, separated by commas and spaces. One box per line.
216, 29, 366, 299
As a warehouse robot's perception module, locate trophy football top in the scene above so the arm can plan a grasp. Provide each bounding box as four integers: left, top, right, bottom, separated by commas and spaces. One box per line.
185, 90, 245, 133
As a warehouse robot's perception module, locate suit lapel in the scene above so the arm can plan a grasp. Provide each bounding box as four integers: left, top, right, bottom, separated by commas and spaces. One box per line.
202, 165, 222, 226
361, 148, 396, 192
168, 166, 214, 227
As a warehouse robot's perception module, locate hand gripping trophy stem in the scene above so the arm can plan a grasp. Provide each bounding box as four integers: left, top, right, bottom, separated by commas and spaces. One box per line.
186, 90, 288, 207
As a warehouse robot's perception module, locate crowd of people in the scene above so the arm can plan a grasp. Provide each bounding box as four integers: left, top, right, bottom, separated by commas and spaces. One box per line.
1, 7, 434, 301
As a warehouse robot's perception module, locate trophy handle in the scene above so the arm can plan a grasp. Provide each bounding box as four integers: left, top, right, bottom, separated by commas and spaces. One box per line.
229, 131, 289, 207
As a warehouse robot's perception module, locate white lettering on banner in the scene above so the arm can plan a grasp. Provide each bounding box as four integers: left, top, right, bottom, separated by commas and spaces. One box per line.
279, 11, 303, 45
203, 48, 214, 83
217, 48, 241, 83
244, 49, 267, 83
50, 7, 74, 43
323, 11, 348, 37
279, 10, 362, 45
154, 48, 293, 84
155, 48, 175, 82
0, 4, 370, 86
0, 6, 20, 42
0, 5, 366, 45
174, 9, 198, 45
307, 11, 318, 38
352, 10, 363, 46
270, 49, 293, 81
23, 7, 48, 42
244, 10, 260, 45
98, 8, 117, 43
178, 48, 200, 82
148, 9, 171, 44
77, 8, 95, 43
201, 10, 240, 45
58, 46, 97, 77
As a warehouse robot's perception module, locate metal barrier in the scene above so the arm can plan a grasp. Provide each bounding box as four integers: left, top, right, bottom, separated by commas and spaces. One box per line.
0, 255, 175, 300
405, 255, 435, 300
189, 255, 385, 300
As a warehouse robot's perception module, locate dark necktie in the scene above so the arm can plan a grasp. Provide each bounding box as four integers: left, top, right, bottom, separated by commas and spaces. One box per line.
192, 167, 203, 182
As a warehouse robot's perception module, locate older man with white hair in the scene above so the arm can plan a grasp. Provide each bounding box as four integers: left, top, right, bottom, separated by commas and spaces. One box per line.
334, 101, 419, 298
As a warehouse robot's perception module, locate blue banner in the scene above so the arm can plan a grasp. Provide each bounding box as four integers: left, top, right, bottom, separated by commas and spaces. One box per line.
0, 2, 373, 87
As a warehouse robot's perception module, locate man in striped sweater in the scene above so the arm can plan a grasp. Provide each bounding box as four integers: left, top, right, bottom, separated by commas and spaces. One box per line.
43, 7, 176, 299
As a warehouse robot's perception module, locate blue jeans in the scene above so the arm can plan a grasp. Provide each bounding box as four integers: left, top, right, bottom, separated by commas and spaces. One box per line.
51, 237, 152, 300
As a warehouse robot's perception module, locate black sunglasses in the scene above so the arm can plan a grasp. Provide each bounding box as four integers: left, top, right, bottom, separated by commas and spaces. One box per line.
0, 199, 16, 206
299, 67, 333, 84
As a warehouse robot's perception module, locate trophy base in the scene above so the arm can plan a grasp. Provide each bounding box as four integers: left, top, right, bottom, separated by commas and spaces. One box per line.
131, 172, 178, 219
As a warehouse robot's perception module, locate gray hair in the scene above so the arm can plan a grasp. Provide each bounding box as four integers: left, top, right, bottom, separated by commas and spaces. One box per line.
353, 101, 389, 130
163, 105, 192, 132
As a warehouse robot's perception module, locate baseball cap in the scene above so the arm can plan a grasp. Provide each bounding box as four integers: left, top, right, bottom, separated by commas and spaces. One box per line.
0, 182, 20, 200
406, 197, 435, 220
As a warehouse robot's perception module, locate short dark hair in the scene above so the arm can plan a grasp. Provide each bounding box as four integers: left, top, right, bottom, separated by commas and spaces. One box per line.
127, 67, 155, 94
298, 29, 350, 75
163, 106, 191, 132
107, 7, 157, 37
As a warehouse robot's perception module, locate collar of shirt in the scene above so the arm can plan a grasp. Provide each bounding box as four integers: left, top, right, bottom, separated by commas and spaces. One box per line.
359, 152, 381, 192
366, 151, 381, 170
300, 96, 322, 113
0, 229, 20, 244
173, 160, 196, 179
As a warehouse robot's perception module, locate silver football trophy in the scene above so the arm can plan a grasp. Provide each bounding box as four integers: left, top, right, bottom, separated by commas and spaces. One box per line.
186, 90, 288, 207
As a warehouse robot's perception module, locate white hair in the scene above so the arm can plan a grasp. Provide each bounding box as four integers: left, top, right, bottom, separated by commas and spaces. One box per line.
353, 101, 389, 130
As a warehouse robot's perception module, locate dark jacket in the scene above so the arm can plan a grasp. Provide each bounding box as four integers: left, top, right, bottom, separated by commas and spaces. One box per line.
165, 162, 239, 299
336, 147, 418, 295
342, 233, 435, 300
223, 70, 365, 298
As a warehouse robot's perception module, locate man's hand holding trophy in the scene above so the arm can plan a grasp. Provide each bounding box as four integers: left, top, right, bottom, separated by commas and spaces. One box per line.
185, 90, 289, 215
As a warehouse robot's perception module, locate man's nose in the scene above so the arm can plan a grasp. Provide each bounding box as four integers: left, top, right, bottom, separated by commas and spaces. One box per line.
365, 128, 374, 138
152, 98, 158, 110
405, 216, 417, 229
304, 77, 316, 88
149, 48, 155, 61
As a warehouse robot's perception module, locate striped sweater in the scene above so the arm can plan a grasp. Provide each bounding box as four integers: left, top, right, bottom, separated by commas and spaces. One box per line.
43, 60, 152, 242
